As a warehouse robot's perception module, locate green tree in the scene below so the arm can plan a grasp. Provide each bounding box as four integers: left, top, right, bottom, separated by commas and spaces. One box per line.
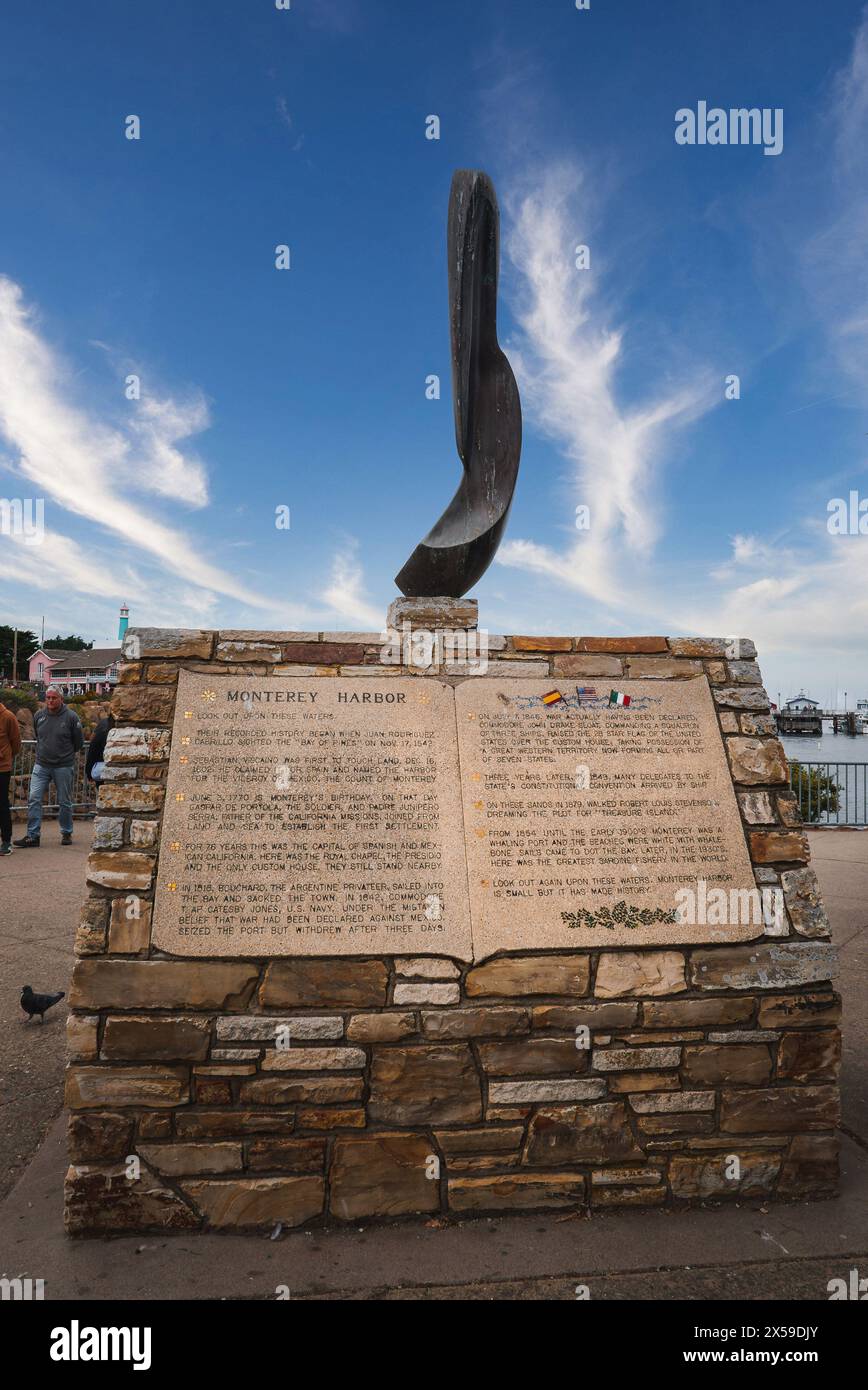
789, 760, 840, 823
44, 634, 92, 652
0, 626, 38, 680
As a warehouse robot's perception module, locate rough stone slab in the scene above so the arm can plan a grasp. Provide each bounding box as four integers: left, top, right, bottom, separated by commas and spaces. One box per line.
107, 899, 152, 954
681, 1044, 772, 1086
551, 654, 622, 677
261, 960, 388, 1009
330, 1134, 438, 1220
749, 829, 809, 864
628, 1092, 715, 1113
595, 952, 687, 998
781, 867, 832, 938
175, 1110, 296, 1138
215, 1015, 344, 1042
420, 1007, 530, 1039
525, 1101, 643, 1164
448, 1172, 585, 1212
777, 1029, 840, 1083
532, 1003, 639, 1030
86, 851, 154, 891
97, 784, 165, 812
393, 982, 460, 1006
465, 956, 590, 998
66, 1066, 189, 1110
101, 1015, 211, 1062
478, 1039, 587, 1076
124, 628, 214, 660
92, 817, 124, 850
260, 1047, 366, 1071
726, 736, 788, 784
387, 597, 478, 630
624, 657, 701, 679
593, 1047, 681, 1070
394, 958, 460, 979
68, 1112, 133, 1164
707, 1029, 780, 1042
577, 637, 667, 653
239, 1077, 363, 1106
247, 1139, 326, 1172
720, 1085, 839, 1133
757, 992, 840, 1029
690, 941, 837, 991
713, 686, 770, 711
106, 727, 172, 764
180, 1176, 324, 1229
434, 1126, 525, 1156
368, 1045, 482, 1125
512, 636, 572, 652
138, 1142, 242, 1176
71, 960, 258, 1011
110, 687, 176, 724
346, 1012, 416, 1042
65, 1164, 198, 1234
669, 1152, 780, 1198
488, 1079, 605, 1105
66, 1015, 99, 1062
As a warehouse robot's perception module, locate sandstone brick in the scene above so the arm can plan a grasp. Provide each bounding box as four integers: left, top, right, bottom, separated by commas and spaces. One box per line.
738, 791, 775, 824
118, 663, 142, 683
669, 638, 748, 659
66, 1014, 99, 1061
129, 820, 159, 849
595, 952, 686, 998
704, 661, 726, 684
628, 1092, 715, 1113
669, 1152, 780, 1199
181, 1176, 323, 1229
478, 1039, 587, 1075
727, 660, 763, 684
489, 1079, 605, 1104
781, 867, 831, 938
777, 1029, 840, 1082
421, 1007, 529, 1038
211, 1048, 260, 1061
643, 998, 755, 1027
625, 657, 702, 679
551, 654, 622, 678
66, 1066, 188, 1110
215, 1015, 343, 1042
86, 851, 154, 891
720, 1085, 839, 1133
261, 959, 387, 1009
92, 817, 124, 850
144, 662, 179, 683
690, 942, 836, 992
68, 1112, 133, 1164
434, 1127, 525, 1156
176, 1110, 296, 1138
594, 1047, 680, 1071
707, 1029, 779, 1042
347, 1012, 416, 1042
637, 1115, 713, 1136
71, 959, 258, 1010
65, 1163, 198, 1234
682, 1044, 772, 1086
76, 896, 109, 955
393, 982, 460, 1006
107, 898, 152, 953
449, 1172, 585, 1212
591, 1184, 667, 1207
757, 992, 840, 1029
713, 687, 770, 711
105, 726, 171, 764
480, 659, 549, 677
387, 597, 478, 629
248, 1138, 326, 1172
749, 830, 809, 864
194, 1079, 231, 1105
138, 1142, 242, 1176
101, 1015, 211, 1063
526, 1102, 643, 1164
446, 1153, 521, 1173
239, 1077, 363, 1106
775, 792, 802, 827
369, 1045, 481, 1125
215, 641, 282, 663
532, 1003, 639, 1030
330, 1134, 438, 1220
605, 1072, 681, 1094
296, 1107, 366, 1129
124, 628, 214, 660
110, 686, 175, 724
577, 637, 667, 653
739, 714, 777, 736
718, 712, 739, 733
394, 958, 460, 979
512, 635, 572, 651
725, 736, 787, 784
282, 642, 366, 665
140, 1113, 173, 1141
97, 784, 165, 812
777, 1134, 839, 1198
260, 1047, 366, 1071
465, 955, 589, 998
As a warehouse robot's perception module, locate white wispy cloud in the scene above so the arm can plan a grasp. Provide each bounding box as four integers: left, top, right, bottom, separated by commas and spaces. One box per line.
498, 164, 716, 607
321, 540, 383, 630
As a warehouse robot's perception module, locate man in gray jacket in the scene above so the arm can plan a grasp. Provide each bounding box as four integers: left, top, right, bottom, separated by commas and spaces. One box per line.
14, 687, 83, 847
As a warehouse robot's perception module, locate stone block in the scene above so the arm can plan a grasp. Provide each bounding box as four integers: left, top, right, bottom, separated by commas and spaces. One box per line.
393, 982, 460, 1006
720, 1085, 839, 1133
71, 959, 258, 1010
330, 1134, 438, 1220
525, 1102, 643, 1164
215, 1015, 343, 1042
181, 1177, 324, 1229
66, 1014, 99, 1061
68, 1112, 133, 1164
465, 955, 589, 998
66, 1066, 188, 1110
110, 686, 175, 724
368, 1045, 481, 1125
421, 1007, 530, 1038
642, 997, 756, 1027
347, 1012, 416, 1042
668, 1152, 780, 1198
757, 992, 840, 1029
86, 852, 154, 891
101, 1015, 211, 1062
777, 1134, 839, 1198
551, 654, 622, 678
394, 958, 460, 979
138, 1143, 242, 1176
749, 830, 809, 864
65, 1164, 198, 1234
681, 1044, 772, 1086
124, 628, 214, 660
532, 1003, 639, 1030
260, 960, 388, 1009
776, 1030, 840, 1082
781, 867, 831, 938
448, 1172, 585, 1212
725, 737, 787, 784
577, 637, 667, 653
248, 1139, 326, 1173
690, 942, 837, 992
593, 1047, 680, 1071
260, 1047, 366, 1071
625, 657, 702, 679
488, 1079, 605, 1104
478, 1039, 587, 1075
107, 899, 152, 954
239, 1077, 363, 1106
595, 952, 686, 998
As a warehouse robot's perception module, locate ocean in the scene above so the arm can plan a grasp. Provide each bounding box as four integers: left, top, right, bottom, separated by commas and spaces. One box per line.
779, 730, 868, 825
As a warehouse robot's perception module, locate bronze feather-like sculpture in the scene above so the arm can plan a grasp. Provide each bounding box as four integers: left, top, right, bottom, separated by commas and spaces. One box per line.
395, 170, 522, 598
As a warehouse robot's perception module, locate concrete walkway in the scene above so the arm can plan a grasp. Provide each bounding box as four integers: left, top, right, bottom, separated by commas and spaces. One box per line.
0, 829, 865, 1300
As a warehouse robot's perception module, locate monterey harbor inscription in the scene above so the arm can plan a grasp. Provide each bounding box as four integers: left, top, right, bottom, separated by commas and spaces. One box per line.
152, 672, 758, 959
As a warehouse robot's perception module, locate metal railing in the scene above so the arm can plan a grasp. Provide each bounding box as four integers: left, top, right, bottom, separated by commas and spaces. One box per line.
10, 740, 97, 817
789, 761, 868, 826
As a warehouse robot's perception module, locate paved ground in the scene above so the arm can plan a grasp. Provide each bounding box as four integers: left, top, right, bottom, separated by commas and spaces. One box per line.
0, 827, 865, 1300
0, 822, 86, 1201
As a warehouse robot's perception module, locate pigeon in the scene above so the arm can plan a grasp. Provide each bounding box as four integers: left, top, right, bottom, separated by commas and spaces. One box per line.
20, 985, 65, 1023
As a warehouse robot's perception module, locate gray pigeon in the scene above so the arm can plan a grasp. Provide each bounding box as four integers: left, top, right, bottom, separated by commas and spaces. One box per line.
20, 985, 65, 1023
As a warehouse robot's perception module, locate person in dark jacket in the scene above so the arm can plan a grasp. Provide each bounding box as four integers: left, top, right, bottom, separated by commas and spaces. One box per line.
14, 687, 83, 847
86, 714, 115, 784
0, 702, 22, 855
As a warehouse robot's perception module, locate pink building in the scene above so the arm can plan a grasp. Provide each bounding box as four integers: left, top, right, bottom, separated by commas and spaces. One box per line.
27, 647, 121, 693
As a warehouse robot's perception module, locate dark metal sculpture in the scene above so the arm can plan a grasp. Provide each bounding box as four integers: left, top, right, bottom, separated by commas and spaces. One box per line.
395, 169, 522, 598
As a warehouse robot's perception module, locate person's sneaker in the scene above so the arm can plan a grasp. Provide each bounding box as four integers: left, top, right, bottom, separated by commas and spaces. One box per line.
61, 833, 73, 845
13, 835, 39, 847
0, 842, 11, 856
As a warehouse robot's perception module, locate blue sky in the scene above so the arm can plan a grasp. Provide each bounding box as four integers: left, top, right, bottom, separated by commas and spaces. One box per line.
1, 0, 867, 707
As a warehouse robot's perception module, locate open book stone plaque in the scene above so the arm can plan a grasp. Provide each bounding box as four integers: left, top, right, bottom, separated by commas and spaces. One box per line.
153, 672, 758, 959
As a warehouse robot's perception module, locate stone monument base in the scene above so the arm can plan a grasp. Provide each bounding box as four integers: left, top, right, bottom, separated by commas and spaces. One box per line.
64, 613, 840, 1233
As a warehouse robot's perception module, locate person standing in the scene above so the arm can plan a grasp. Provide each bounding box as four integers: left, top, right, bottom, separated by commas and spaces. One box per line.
14, 687, 83, 847
86, 713, 115, 785
0, 701, 22, 856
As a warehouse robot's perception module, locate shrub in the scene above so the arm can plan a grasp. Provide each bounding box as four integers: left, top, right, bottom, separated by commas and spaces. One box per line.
789, 760, 840, 823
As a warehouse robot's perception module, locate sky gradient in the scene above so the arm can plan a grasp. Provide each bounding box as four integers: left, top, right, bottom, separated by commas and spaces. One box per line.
1, 0, 866, 709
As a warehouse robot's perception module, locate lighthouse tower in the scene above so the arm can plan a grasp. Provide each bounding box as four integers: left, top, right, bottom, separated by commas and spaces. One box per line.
118, 603, 130, 641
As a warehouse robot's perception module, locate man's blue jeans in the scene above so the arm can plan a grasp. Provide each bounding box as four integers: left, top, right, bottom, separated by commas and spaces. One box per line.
27, 763, 74, 838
